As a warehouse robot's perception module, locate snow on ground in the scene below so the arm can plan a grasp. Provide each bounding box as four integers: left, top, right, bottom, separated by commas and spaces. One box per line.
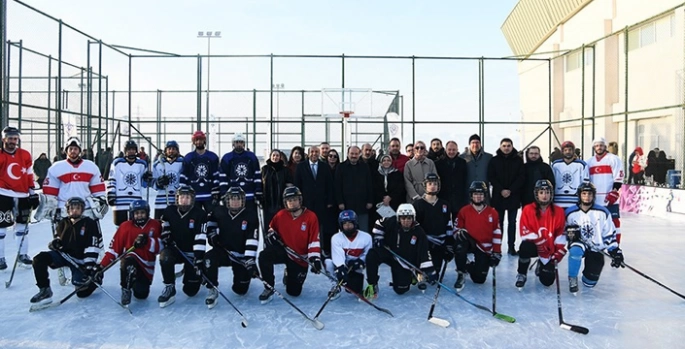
0, 203, 684, 349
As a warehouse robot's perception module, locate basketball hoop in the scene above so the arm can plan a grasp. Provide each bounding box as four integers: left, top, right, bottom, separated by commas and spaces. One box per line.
339, 111, 354, 119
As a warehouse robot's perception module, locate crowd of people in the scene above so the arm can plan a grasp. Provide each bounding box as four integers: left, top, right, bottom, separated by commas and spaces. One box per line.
0, 126, 626, 312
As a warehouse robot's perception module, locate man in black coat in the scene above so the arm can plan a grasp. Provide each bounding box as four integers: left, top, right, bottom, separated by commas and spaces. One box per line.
521, 146, 555, 206
294, 145, 334, 255
435, 140, 468, 215
335, 146, 373, 233
487, 138, 525, 256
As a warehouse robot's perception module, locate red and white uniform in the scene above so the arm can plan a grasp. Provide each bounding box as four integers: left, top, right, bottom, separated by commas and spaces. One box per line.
587, 153, 624, 205
0, 148, 34, 197
43, 159, 106, 208
519, 203, 567, 263
100, 219, 162, 281
270, 208, 321, 267
454, 204, 502, 253
330, 230, 372, 268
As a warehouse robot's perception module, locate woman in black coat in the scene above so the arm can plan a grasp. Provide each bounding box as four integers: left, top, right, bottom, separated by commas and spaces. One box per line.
372, 155, 407, 224
261, 149, 293, 231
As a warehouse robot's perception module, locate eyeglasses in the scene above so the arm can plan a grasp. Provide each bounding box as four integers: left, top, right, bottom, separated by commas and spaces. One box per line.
414, 146, 425, 150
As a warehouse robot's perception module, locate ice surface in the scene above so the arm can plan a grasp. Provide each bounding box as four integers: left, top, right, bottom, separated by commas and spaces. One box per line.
1, 200, 684, 349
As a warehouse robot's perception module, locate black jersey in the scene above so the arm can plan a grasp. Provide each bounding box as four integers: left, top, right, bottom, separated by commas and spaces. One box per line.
161, 204, 207, 259
54, 216, 103, 268
205, 206, 259, 259
371, 216, 434, 273
412, 197, 453, 247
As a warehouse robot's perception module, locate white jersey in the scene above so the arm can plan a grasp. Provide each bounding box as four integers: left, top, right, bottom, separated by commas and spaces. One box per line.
107, 158, 148, 211
330, 230, 372, 271
43, 159, 106, 208
152, 156, 184, 210
587, 153, 624, 205
551, 159, 589, 208
565, 204, 617, 252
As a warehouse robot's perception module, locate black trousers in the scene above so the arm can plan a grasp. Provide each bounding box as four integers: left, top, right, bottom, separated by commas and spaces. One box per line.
33, 250, 97, 298
454, 238, 491, 284
158, 247, 201, 297
495, 206, 518, 251
365, 247, 413, 295
120, 256, 152, 299
0, 195, 30, 228
203, 248, 251, 295
258, 244, 308, 297
517, 241, 555, 286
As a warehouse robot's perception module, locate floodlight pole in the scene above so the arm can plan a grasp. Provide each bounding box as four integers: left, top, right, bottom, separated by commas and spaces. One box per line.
197, 31, 221, 144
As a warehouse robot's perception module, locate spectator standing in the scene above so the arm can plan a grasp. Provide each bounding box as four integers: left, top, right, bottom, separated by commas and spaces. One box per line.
404, 141, 436, 202
460, 134, 493, 191
435, 140, 468, 214
521, 146, 555, 206
335, 146, 373, 232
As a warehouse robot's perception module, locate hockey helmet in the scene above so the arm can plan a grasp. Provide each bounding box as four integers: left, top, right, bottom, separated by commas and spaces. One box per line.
592, 137, 607, 146
469, 181, 488, 204
64, 136, 82, 152
576, 182, 596, 205
128, 199, 150, 226
223, 187, 246, 213
338, 210, 359, 236
124, 140, 138, 151
533, 179, 553, 205
232, 133, 246, 144
66, 197, 86, 218
423, 173, 441, 195
175, 185, 196, 211
561, 141, 575, 150
396, 203, 416, 219
165, 140, 179, 151
282, 186, 303, 212
191, 130, 206, 142
2, 126, 20, 139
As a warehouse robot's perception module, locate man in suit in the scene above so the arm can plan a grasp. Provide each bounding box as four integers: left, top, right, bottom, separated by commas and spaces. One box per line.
294, 145, 335, 257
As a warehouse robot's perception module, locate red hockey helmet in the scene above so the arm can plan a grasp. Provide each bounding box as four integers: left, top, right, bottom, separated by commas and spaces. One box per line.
561, 141, 575, 150
191, 130, 206, 142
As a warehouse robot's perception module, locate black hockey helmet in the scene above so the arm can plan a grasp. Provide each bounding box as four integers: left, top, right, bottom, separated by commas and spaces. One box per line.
2, 126, 20, 139
576, 182, 596, 205
469, 181, 488, 194
282, 186, 303, 211
66, 197, 86, 218
128, 199, 150, 226
175, 185, 196, 211
124, 140, 138, 151
534, 179, 553, 205
423, 172, 441, 194
223, 186, 246, 212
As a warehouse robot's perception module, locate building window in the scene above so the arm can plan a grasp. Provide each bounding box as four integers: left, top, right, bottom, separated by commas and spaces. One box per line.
565, 49, 594, 72
628, 12, 675, 51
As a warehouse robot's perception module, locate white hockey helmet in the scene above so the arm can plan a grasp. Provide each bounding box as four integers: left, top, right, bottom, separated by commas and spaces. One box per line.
592, 137, 607, 146
233, 133, 246, 144
64, 137, 82, 152
396, 203, 416, 219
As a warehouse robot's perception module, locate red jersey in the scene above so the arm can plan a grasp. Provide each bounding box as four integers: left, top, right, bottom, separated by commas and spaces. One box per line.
100, 219, 162, 281
270, 208, 321, 267
454, 204, 502, 253
0, 148, 34, 197
519, 203, 567, 261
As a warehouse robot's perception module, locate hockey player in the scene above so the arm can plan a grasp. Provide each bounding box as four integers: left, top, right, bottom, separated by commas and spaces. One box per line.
453, 181, 502, 292
565, 182, 623, 294
586, 137, 624, 243
39, 136, 108, 222
157, 185, 207, 307
551, 141, 589, 208
325, 210, 372, 299
365, 204, 437, 299
203, 187, 259, 308
107, 140, 151, 226
100, 200, 162, 306
259, 186, 321, 303
30, 197, 103, 305
219, 133, 263, 211
180, 130, 220, 212
152, 140, 184, 219
412, 173, 454, 272
0, 126, 39, 268
515, 179, 567, 289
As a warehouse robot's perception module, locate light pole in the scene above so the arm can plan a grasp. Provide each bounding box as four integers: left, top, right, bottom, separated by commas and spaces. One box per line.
272, 83, 284, 147
197, 31, 221, 143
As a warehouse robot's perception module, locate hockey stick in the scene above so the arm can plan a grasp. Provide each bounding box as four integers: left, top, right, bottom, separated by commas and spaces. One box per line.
59, 251, 132, 314
172, 245, 248, 328
29, 246, 135, 312
278, 240, 393, 317
554, 262, 589, 334
383, 246, 516, 323
492, 266, 497, 315
427, 261, 450, 328
5, 209, 32, 288
314, 278, 344, 320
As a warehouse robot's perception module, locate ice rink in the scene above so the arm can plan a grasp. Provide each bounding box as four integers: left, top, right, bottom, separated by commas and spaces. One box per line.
0, 204, 683, 349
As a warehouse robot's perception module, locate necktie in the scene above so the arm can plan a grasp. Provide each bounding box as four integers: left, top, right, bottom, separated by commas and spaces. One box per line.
311, 163, 317, 177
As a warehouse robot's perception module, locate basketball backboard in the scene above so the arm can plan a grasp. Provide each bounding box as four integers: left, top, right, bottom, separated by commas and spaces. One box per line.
321, 88, 373, 118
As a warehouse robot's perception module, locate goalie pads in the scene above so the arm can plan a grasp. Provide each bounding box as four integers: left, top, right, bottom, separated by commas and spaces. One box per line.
33, 194, 58, 222
86, 196, 109, 220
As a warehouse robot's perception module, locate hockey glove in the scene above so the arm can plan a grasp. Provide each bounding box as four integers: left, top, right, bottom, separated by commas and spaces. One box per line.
347, 259, 365, 272
193, 257, 204, 274
28, 193, 40, 210
454, 228, 470, 242
244, 258, 259, 278
605, 190, 620, 206
489, 252, 502, 267
107, 193, 116, 206
426, 270, 438, 286
142, 171, 153, 184
334, 264, 349, 282
265, 229, 281, 247
443, 243, 455, 262
85, 264, 103, 284
565, 224, 580, 243
608, 248, 625, 268
133, 233, 148, 249
309, 256, 323, 274
160, 231, 174, 247
156, 175, 170, 188
552, 249, 566, 263
48, 238, 63, 251
373, 237, 384, 249
206, 227, 220, 247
